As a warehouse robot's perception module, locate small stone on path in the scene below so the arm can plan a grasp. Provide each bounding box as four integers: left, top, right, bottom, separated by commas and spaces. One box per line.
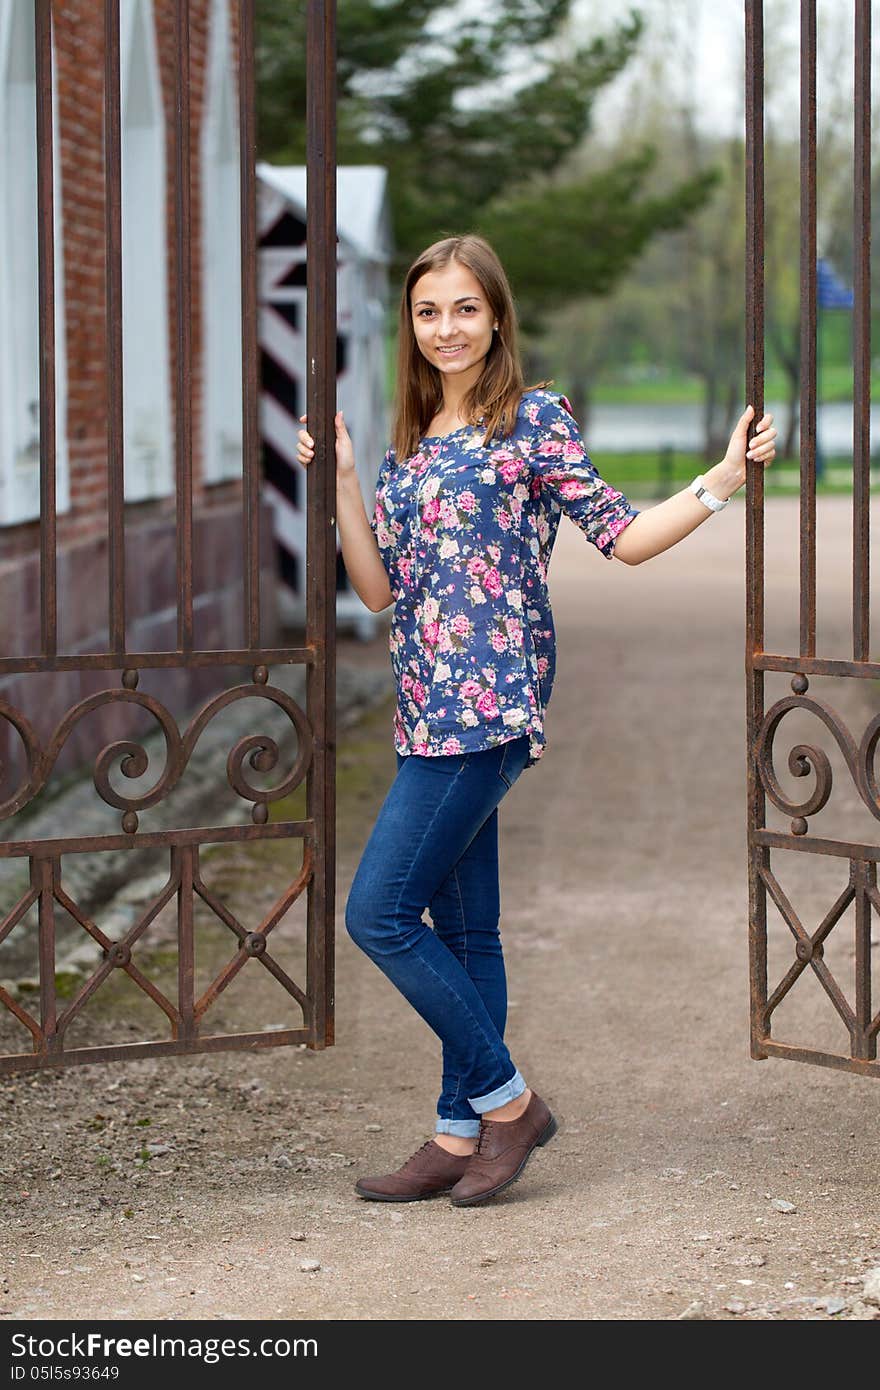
678, 1301, 706, 1319
863, 1267, 880, 1305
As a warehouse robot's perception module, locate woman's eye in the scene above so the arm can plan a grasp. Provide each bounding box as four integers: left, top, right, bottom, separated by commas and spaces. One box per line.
415, 306, 479, 317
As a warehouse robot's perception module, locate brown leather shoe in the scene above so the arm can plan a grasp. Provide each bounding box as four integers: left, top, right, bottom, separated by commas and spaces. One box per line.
354, 1139, 472, 1202
449, 1091, 558, 1206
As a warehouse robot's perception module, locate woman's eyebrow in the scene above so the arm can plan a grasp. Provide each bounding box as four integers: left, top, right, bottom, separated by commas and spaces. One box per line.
413, 295, 483, 307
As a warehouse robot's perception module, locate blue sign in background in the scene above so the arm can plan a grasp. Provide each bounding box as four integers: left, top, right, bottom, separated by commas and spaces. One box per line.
816, 256, 854, 310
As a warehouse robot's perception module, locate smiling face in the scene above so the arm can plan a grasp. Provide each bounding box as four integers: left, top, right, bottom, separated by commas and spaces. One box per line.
410, 261, 499, 391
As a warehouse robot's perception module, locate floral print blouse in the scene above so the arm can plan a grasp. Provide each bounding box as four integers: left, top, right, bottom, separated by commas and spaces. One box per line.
369, 387, 639, 769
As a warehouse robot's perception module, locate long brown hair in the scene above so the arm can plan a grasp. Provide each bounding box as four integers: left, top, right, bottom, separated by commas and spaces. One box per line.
391, 234, 535, 460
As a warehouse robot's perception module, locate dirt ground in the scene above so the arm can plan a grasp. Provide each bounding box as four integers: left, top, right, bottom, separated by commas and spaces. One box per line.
2, 496, 879, 1322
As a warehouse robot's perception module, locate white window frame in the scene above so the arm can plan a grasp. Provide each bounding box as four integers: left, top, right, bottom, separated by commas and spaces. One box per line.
0, 0, 70, 526
119, 0, 173, 502
201, 0, 242, 484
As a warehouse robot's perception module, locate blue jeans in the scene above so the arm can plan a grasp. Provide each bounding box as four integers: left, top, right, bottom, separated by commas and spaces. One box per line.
345, 733, 532, 1137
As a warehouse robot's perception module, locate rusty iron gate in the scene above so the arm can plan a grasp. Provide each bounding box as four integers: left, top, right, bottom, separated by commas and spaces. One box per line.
0, 0, 338, 1073
746, 0, 879, 1076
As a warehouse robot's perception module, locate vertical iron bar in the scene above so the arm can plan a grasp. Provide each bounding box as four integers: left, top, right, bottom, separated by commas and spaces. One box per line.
35, 0, 57, 658
176, 846, 195, 1042
853, 860, 875, 1060
853, 0, 871, 662
745, 0, 768, 1058
173, 0, 193, 651
799, 0, 817, 659
34, 858, 56, 1045
104, 0, 125, 655
239, 0, 260, 649
305, 0, 336, 1049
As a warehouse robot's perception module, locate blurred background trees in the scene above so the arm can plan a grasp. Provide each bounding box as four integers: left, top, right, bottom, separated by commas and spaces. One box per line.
255, 4, 719, 333
256, 0, 879, 468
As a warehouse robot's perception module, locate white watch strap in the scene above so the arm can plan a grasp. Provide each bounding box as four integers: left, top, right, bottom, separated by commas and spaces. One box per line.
689, 474, 730, 512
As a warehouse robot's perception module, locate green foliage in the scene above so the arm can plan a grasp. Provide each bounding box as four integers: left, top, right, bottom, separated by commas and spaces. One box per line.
589, 361, 880, 407
591, 449, 869, 498
479, 147, 720, 327
257, 1, 581, 166
255, 2, 717, 316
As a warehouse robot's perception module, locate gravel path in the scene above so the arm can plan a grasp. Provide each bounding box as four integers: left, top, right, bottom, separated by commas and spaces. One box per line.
2, 497, 879, 1321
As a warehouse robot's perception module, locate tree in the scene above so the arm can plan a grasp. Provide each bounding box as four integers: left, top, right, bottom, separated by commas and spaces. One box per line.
531, 0, 759, 457
478, 142, 718, 334
256, 0, 718, 312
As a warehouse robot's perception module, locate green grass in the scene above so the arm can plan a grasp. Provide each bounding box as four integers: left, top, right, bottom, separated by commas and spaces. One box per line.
590, 365, 877, 406
589, 375, 708, 405
53, 971, 83, 1001
593, 450, 876, 497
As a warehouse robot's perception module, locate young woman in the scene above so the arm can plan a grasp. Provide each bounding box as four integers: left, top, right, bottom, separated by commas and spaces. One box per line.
296, 234, 776, 1208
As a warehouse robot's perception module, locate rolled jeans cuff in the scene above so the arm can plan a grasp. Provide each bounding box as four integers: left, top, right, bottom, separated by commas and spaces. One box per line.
436, 1117, 481, 1138
468, 1067, 527, 1115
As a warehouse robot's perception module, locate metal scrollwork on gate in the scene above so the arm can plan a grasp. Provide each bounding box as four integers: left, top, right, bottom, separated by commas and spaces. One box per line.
753, 692, 880, 829
1, 679, 313, 829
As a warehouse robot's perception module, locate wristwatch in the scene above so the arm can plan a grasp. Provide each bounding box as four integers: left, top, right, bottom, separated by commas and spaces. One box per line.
688, 474, 730, 513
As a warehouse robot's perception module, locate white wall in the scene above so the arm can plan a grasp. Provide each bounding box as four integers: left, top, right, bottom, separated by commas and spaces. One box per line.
201, 0, 243, 484
120, 0, 173, 502
0, 0, 69, 526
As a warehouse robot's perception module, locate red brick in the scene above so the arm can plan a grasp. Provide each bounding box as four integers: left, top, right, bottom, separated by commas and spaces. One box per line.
0, 3, 275, 709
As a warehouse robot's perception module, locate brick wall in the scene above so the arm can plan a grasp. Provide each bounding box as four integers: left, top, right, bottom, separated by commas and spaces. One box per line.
0, 1, 277, 782
43, 0, 227, 547
54, 0, 110, 550
0, 0, 254, 557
